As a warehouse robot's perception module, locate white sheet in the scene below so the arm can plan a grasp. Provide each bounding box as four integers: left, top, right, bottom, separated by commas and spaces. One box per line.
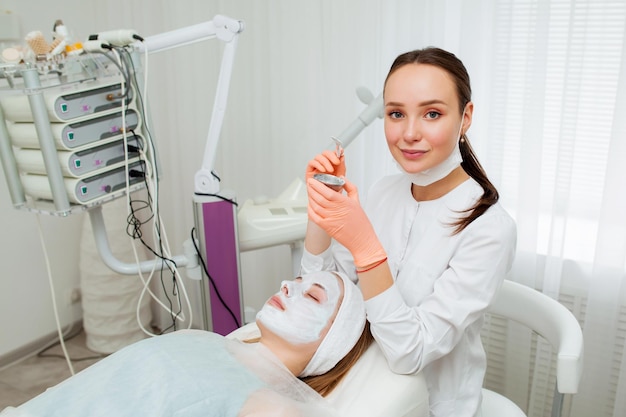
0, 330, 338, 417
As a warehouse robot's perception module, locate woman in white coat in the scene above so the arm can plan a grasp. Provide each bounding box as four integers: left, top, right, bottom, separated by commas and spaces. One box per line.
304, 47, 517, 417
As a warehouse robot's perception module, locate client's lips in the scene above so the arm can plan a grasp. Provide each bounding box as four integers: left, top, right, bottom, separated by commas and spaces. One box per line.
268, 295, 285, 311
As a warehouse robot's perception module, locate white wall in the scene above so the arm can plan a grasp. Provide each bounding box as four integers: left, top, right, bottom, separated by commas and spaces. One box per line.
0, 191, 84, 356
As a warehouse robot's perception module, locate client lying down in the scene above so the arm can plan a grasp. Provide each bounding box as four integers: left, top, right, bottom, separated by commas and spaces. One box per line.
1, 271, 371, 417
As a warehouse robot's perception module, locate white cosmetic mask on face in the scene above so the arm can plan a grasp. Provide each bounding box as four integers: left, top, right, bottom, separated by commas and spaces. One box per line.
402, 111, 465, 186
256, 273, 341, 345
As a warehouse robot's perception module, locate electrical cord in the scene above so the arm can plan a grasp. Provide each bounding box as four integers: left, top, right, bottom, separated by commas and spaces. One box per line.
193, 192, 239, 207
111, 46, 193, 335
190, 226, 240, 329
37, 327, 106, 362
125, 144, 189, 335
95, 50, 132, 100
128, 46, 196, 332
35, 214, 76, 376
111, 47, 178, 335
124, 156, 191, 335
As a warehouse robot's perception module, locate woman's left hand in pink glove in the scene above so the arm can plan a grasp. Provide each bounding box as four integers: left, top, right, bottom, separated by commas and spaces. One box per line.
307, 176, 386, 269
305, 150, 346, 181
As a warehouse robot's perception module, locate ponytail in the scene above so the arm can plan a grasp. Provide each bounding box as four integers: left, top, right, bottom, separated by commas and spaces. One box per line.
451, 135, 499, 234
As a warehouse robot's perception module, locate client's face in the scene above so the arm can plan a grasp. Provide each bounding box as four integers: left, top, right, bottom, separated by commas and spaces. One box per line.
256, 272, 343, 345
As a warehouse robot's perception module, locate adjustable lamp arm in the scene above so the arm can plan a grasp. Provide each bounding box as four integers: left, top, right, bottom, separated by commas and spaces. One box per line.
133, 15, 243, 53
134, 15, 244, 195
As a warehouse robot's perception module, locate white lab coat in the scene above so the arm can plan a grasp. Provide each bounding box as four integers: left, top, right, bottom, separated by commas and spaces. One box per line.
301, 174, 517, 417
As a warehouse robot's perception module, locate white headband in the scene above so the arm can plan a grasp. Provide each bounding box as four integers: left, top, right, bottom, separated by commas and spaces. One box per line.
299, 271, 366, 377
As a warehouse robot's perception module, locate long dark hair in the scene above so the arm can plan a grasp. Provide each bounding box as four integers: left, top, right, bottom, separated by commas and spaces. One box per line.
299, 322, 374, 396
384, 47, 499, 234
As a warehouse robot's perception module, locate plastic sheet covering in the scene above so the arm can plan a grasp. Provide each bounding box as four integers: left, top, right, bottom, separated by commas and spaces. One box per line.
0, 330, 338, 417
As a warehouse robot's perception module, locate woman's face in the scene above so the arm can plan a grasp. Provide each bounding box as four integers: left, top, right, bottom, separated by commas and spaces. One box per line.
256, 272, 343, 345
384, 63, 471, 174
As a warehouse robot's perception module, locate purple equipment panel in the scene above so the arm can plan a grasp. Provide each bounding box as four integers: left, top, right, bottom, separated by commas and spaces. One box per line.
201, 199, 242, 335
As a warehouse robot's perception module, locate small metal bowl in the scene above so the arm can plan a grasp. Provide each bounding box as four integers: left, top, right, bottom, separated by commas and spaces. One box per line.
313, 173, 345, 191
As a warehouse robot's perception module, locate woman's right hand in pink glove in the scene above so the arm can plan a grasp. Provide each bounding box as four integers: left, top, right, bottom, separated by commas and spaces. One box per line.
307, 176, 386, 269
305, 150, 346, 181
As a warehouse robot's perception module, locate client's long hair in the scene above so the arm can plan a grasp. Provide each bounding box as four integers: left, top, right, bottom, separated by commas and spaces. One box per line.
299, 321, 374, 397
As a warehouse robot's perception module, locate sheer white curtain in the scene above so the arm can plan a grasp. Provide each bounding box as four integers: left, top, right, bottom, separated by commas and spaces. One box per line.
87, 1, 624, 416
474, 2, 626, 417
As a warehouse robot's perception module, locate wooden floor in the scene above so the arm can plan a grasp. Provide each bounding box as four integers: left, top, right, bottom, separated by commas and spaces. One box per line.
0, 329, 105, 411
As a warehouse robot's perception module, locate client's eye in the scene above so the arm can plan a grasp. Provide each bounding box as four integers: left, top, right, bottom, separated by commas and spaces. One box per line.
305, 291, 320, 302
304, 284, 327, 303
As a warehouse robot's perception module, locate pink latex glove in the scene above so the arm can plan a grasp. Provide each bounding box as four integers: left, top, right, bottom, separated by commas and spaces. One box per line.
307, 176, 386, 269
305, 150, 346, 181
